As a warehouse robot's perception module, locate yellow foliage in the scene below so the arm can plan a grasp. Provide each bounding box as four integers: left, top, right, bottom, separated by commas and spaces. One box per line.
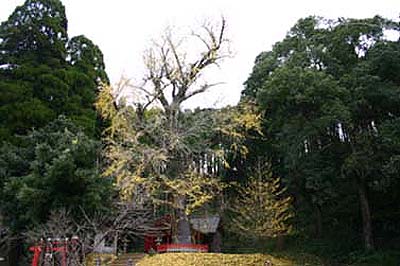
230, 163, 294, 238
215, 101, 262, 158
95, 83, 117, 121
85, 253, 116, 266
154, 173, 227, 215
136, 253, 323, 266
95, 80, 262, 218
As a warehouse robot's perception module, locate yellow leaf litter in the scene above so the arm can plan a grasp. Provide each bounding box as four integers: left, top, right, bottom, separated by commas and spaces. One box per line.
136, 253, 308, 266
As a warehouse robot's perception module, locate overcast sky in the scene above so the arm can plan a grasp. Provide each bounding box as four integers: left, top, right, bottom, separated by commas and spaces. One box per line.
1, 0, 399, 108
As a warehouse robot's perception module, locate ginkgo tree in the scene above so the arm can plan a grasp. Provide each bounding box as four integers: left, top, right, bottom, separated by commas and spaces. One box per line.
229, 161, 293, 250
96, 18, 261, 244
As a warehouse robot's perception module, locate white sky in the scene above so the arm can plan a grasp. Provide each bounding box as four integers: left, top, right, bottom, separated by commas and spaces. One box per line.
1, 0, 399, 108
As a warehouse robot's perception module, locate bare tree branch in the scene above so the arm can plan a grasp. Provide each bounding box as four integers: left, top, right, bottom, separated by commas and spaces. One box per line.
182, 82, 224, 102
96, 18, 235, 244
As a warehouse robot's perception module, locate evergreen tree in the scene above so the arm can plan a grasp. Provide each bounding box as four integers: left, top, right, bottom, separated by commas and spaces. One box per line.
0, 0, 108, 142
0, 116, 112, 231
244, 16, 400, 251
0, 0, 68, 67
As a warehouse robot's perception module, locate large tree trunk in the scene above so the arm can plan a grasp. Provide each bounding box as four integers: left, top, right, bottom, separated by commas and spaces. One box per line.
357, 178, 374, 251
175, 195, 191, 244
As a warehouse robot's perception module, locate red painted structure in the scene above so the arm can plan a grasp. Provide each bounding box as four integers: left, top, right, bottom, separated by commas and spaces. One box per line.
28, 246, 42, 266
143, 215, 209, 253
156, 243, 208, 253
144, 215, 172, 253
29, 238, 79, 266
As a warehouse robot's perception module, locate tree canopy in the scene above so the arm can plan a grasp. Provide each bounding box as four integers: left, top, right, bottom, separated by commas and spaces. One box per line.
0, 116, 112, 231
1, 1, 400, 263
0, 0, 108, 143
243, 15, 400, 251
96, 19, 263, 244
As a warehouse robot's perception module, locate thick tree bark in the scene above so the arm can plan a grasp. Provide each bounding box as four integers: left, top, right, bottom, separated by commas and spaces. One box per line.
357, 178, 374, 251
175, 195, 191, 244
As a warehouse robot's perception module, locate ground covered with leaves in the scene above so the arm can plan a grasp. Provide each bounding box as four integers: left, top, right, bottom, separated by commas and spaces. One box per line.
136, 252, 324, 266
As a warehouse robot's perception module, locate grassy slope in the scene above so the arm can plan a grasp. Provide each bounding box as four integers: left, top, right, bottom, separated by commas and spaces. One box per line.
136, 253, 324, 266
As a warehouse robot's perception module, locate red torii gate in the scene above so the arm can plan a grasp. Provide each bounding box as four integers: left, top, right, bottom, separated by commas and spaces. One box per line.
29, 237, 81, 266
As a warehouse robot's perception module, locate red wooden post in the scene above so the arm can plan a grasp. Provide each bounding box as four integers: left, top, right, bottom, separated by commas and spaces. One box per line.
52, 239, 68, 266
29, 246, 41, 266
62, 238, 68, 266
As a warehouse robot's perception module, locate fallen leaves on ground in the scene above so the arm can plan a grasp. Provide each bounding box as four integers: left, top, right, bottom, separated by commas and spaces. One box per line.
136, 252, 322, 266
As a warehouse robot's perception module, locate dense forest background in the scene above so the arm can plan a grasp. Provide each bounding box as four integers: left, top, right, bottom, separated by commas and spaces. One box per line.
0, 0, 399, 265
